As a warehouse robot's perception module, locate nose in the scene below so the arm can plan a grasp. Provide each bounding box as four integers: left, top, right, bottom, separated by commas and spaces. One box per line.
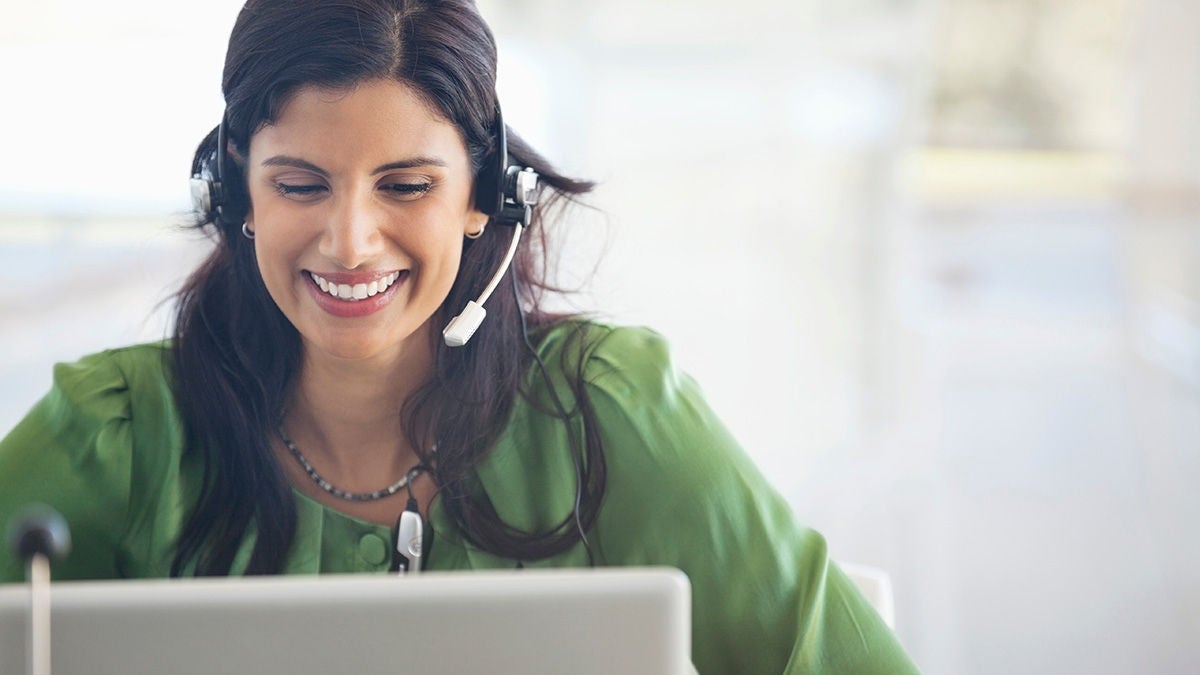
319, 192, 386, 270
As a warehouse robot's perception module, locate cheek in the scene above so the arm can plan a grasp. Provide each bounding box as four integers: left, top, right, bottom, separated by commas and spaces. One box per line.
250, 218, 310, 303
253, 221, 297, 269
252, 240, 293, 310
405, 203, 468, 266
419, 230, 466, 287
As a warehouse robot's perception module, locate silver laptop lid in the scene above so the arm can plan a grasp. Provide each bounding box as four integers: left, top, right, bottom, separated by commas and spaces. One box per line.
0, 567, 691, 675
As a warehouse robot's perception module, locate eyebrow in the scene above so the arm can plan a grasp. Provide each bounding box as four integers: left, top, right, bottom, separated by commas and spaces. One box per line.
260, 155, 449, 175
372, 157, 448, 173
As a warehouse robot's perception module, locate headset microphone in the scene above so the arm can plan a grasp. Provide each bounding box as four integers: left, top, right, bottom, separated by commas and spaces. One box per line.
443, 107, 540, 348
441, 215, 525, 347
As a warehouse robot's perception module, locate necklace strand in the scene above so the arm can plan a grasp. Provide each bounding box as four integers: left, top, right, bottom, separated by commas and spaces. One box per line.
279, 426, 417, 502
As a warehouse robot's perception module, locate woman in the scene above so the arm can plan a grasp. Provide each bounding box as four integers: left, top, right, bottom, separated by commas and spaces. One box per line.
0, 1, 920, 672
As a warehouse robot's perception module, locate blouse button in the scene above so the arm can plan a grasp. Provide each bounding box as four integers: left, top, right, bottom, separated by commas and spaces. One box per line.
358, 532, 389, 567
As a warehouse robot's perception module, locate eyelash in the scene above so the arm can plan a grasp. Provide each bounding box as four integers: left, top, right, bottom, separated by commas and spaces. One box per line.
384, 182, 432, 196
273, 182, 434, 198
275, 183, 324, 196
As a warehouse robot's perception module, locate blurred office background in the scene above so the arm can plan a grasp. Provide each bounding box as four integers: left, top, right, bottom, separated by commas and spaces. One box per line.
1, 0, 1197, 672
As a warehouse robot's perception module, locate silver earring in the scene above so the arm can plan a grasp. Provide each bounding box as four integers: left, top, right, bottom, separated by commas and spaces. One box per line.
465, 224, 485, 240
241, 222, 255, 240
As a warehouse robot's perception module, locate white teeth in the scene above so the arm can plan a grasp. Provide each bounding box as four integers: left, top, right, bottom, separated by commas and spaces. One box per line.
308, 271, 401, 302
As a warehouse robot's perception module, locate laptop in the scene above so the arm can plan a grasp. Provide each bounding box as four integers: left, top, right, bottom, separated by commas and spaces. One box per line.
0, 567, 692, 675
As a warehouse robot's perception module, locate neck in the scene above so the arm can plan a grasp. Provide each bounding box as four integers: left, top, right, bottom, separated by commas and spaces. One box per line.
285, 324, 436, 474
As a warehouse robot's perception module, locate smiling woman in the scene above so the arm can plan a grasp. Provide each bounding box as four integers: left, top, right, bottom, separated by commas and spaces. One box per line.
0, 1, 920, 673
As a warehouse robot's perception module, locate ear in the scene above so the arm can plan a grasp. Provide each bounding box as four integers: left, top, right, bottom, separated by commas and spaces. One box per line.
464, 209, 488, 236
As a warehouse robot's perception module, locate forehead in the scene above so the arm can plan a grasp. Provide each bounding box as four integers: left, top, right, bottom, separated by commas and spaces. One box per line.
248, 79, 467, 166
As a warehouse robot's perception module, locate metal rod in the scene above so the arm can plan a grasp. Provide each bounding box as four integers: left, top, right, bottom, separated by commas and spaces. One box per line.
28, 553, 50, 675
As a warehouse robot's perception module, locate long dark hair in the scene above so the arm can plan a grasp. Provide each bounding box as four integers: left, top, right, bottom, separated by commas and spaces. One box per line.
171, 0, 604, 575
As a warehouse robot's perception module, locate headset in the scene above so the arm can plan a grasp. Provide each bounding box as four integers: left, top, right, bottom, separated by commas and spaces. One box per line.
189, 117, 230, 225
442, 108, 540, 348
189, 106, 540, 348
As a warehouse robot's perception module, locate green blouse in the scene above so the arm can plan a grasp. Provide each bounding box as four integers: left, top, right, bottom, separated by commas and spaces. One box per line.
0, 323, 919, 674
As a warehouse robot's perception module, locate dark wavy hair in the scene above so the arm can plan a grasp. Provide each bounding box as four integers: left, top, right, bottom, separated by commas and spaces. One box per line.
171, 0, 604, 575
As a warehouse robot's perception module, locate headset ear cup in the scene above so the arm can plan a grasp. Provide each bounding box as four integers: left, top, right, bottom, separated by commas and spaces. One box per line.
474, 148, 502, 218
212, 117, 229, 223
190, 122, 226, 224
474, 106, 508, 220
190, 177, 214, 215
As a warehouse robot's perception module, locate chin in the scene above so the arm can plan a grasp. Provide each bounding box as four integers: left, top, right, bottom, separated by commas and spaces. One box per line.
302, 319, 434, 364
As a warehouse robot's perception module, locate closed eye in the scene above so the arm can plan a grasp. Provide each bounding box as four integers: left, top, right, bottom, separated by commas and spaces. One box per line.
276, 183, 327, 198
382, 182, 433, 200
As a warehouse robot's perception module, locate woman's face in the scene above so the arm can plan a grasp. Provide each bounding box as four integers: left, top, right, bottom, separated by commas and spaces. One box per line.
244, 79, 487, 364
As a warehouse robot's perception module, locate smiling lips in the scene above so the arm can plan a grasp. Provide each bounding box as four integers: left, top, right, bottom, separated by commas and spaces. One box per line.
309, 271, 404, 301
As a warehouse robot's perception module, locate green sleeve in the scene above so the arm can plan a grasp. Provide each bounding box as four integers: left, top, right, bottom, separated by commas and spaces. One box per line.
582, 327, 920, 675
0, 346, 183, 584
